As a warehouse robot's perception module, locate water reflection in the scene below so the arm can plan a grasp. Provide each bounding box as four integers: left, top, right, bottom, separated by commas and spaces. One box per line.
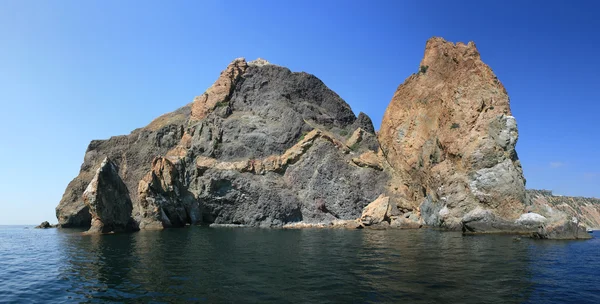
50, 228, 600, 303
352, 230, 534, 303
58, 230, 138, 301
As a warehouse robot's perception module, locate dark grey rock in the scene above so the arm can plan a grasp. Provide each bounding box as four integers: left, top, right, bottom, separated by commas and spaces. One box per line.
419, 196, 443, 227
56, 59, 385, 229
83, 157, 137, 234
195, 170, 303, 227
285, 139, 388, 223
532, 218, 592, 240
34, 221, 56, 229
352, 112, 376, 134
56, 107, 189, 228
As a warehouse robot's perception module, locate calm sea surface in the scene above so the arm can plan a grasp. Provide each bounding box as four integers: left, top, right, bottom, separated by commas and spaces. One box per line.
0, 225, 598, 303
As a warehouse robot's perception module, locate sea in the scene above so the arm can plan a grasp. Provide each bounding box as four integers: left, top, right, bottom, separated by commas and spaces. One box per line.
0, 225, 598, 303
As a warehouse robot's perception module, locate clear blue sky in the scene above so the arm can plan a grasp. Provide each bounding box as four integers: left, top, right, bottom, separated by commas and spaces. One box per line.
0, 0, 598, 225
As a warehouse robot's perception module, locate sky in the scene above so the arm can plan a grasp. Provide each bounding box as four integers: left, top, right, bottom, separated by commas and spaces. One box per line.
0, 0, 598, 224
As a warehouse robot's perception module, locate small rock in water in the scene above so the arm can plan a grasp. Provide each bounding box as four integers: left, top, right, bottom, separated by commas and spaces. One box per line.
35, 221, 56, 229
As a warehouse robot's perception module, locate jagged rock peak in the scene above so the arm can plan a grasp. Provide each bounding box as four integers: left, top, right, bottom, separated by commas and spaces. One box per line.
379, 36, 526, 230
420, 37, 480, 67
416, 37, 508, 100
353, 112, 375, 134
248, 58, 271, 66
57, 53, 381, 230
191, 58, 249, 120
83, 157, 137, 234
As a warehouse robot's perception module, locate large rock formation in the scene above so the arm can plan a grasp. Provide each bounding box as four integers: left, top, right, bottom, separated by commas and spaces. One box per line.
57, 58, 387, 229
82, 157, 137, 233
378, 37, 527, 231
55, 38, 594, 240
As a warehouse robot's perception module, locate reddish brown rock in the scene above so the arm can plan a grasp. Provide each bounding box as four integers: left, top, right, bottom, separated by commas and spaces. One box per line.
352, 151, 383, 171
136, 157, 199, 229
191, 58, 248, 120
379, 37, 527, 230
360, 195, 392, 226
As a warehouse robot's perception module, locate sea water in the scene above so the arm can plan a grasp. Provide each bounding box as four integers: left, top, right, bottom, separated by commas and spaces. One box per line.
0, 226, 598, 303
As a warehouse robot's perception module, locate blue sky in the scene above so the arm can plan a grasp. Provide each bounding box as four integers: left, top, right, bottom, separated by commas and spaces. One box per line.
0, 0, 598, 224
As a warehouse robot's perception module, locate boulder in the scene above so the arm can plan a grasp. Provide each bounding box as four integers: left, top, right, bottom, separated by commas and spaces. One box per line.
390, 216, 422, 229
346, 128, 364, 149
533, 218, 592, 240
332, 219, 364, 229
352, 151, 383, 171
461, 208, 529, 234
360, 195, 392, 226
515, 213, 547, 226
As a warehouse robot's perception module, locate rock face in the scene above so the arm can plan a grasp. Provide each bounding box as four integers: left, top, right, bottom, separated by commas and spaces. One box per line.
378, 37, 527, 231
57, 58, 386, 229
527, 190, 600, 230
83, 157, 137, 233
55, 38, 595, 240
55, 106, 190, 228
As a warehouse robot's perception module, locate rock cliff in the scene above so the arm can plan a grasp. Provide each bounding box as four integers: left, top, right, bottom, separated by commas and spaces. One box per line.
55, 38, 593, 239
82, 157, 137, 233
378, 37, 527, 231
57, 58, 387, 230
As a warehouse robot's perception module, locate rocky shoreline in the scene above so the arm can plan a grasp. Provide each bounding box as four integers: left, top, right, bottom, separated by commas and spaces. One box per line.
35, 221, 58, 229
54, 37, 595, 240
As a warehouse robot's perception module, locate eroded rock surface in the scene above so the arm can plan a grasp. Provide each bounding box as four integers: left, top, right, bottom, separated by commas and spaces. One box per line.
378, 37, 527, 231
527, 190, 600, 230
83, 158, 137, 233
360, 195, 392, 226
57, 58, 385, 229
56, 107, 189, 228
55, 39, 595, 240
533, 218, 591, 240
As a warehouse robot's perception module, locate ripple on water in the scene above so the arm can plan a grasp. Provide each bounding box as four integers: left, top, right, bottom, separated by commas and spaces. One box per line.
0, 227, 599, 303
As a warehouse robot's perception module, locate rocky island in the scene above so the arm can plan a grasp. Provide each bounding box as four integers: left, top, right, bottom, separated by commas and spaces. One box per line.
55, 37, 594, 239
